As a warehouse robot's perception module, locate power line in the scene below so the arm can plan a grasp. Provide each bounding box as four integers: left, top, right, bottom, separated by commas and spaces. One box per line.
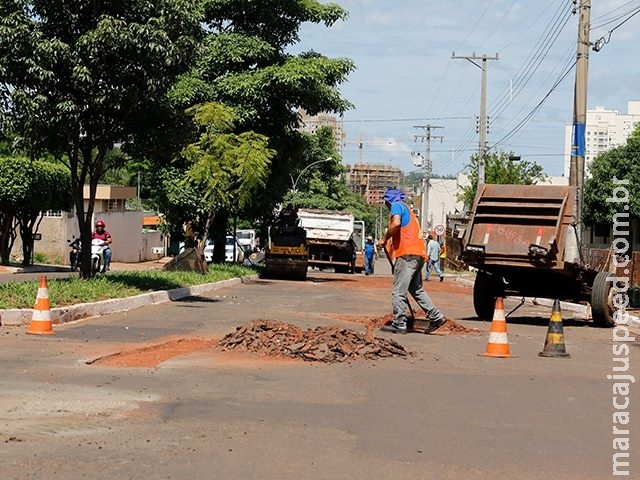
592, 6, 640, 51
340, 116, 470, 123
490, 59, 577, 150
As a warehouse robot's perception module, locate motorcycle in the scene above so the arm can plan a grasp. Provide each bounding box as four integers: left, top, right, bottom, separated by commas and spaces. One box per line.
68, 237, 82, 272
91, 238, 108, 274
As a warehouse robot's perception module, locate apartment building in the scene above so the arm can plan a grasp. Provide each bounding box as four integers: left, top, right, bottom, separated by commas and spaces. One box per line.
298, 109, 343, 156
345, 163, 403, 205
563, 101, 640, 177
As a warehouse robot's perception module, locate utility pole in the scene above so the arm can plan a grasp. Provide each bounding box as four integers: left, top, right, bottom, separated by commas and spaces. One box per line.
569, 0, 591, 240
452, 52, 499, 185
414, 124, 443, 234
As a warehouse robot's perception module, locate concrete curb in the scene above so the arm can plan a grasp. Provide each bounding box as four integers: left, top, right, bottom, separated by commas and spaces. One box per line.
0, 275, 256, 327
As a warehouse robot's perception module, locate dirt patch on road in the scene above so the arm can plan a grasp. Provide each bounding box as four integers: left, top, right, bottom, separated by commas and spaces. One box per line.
88, 337, 215, 368
88, 314, 478, 369
88, 320, 410, 368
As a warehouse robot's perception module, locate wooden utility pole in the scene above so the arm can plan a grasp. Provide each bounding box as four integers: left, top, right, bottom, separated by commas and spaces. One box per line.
452, 52, 499, 185
569, 0, 591, 240
414, 125, 443, 234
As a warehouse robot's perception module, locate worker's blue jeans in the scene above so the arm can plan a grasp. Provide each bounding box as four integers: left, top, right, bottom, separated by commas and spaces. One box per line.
365, 256, 374, 274
391, 255, 446, 329
104, 247, 112, 270
425, 258, 443, 280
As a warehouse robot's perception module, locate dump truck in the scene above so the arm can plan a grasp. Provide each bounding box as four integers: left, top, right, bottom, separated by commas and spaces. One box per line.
352, 221, 366, 274
460, 184, 620, 327
297, 209, 358, 273
263, 207, 308, 280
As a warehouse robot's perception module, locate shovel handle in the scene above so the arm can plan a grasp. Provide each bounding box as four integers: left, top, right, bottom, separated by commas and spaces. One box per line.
382, 245, 394, 273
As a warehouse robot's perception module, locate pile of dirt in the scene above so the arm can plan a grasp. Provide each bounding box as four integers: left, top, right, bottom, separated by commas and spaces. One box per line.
432, 319, 482, 335
330, 313, 481, 336
218, 320, 408, 363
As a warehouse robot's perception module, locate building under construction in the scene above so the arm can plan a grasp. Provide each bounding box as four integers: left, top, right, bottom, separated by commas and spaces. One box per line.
345, 163, 403, 205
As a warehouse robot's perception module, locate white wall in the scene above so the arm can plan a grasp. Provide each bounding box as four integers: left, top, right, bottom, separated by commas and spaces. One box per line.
95, 211, 144, 263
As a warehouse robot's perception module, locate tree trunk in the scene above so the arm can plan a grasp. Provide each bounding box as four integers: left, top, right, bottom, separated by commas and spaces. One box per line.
0, 209, 17, 265
17, 209, 41, 266
211, 209, 229, 264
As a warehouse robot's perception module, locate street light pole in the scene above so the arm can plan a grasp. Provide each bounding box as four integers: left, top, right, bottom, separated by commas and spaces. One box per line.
289, 157, 333, 197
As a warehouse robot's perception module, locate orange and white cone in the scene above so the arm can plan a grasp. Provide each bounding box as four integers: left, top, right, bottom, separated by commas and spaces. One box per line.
26, 276, 55, 335
479, 297, 513, 358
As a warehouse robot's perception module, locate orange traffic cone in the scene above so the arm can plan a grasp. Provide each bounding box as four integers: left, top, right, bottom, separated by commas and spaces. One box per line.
479, 297, 514, 358
26, 276, 55, 335
538, 299, 570, 358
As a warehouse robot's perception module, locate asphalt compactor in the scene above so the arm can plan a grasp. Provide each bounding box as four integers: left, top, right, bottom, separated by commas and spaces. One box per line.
263, 207, 309, 280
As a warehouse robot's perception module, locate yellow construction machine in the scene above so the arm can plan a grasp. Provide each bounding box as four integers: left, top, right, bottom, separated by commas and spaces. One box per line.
263, 206, 308, 280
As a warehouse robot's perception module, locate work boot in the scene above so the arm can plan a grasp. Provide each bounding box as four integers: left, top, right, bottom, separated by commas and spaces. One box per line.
424, 318, 446, 334
380, 324, 408, 335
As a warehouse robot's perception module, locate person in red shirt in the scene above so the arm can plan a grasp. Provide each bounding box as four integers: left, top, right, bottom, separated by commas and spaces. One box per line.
92, 220, 112, 271
377, 187, 446, 334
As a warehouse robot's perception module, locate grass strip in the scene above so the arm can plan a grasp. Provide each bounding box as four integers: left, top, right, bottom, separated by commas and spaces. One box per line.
0, 264, 255, 309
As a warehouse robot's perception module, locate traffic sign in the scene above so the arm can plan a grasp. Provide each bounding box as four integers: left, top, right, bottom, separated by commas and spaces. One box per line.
434, 224, 445, 236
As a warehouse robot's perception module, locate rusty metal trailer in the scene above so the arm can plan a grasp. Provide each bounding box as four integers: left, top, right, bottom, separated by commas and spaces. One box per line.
460, 184, 617, 327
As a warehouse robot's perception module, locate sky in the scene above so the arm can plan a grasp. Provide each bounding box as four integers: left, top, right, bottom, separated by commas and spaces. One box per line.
291, 0, 640, 178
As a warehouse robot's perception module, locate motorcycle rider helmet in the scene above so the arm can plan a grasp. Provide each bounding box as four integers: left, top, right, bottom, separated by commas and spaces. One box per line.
95, 220, 105, 228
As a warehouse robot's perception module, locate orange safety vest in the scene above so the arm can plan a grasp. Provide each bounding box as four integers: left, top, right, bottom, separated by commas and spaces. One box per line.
386, 202, 427, 261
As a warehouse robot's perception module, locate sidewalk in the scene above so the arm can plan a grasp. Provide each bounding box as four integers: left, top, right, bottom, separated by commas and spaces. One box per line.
0, 257, 172, 274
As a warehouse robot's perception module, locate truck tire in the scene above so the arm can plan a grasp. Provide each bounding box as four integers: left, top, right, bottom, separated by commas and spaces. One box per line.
591, 271, 615, 328
473, 271, 502, 320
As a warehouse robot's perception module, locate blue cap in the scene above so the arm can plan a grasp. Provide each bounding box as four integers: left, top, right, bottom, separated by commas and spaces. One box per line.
382, 187, 406, 204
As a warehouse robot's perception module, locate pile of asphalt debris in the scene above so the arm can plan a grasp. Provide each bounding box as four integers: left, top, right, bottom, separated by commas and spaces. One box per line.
218, 320, 408, 363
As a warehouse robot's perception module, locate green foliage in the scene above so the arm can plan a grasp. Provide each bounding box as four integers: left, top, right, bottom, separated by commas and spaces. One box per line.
0, 156, 72, 210
457, 150, 548, 210
183, 102, 274, 221
583, 127, 640, 225
0, 1, 202, 276
0, 1, 356, 269
165, 0, 355, 226
32, 252, 50, 264
0, 263, 255, 309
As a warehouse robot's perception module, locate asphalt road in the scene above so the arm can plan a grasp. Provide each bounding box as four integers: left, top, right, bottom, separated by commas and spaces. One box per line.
1, 261, 638, 480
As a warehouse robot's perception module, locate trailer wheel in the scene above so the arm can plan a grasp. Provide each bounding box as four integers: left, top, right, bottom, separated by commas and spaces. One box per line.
473, 271, 503, 320
591, 271, 615, 327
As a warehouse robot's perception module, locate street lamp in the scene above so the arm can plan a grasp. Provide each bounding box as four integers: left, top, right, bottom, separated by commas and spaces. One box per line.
289, 157, 333, 195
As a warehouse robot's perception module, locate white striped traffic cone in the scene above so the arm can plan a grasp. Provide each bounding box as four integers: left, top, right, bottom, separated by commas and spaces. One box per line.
479, 297, 513, 358
26, 276, 55, 335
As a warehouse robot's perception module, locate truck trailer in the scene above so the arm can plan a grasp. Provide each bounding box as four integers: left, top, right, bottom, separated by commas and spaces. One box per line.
298, 209, 358, 273
460, 183, 624, 327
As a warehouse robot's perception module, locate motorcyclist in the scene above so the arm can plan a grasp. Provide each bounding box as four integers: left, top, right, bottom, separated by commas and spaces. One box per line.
92, 220, 112, 271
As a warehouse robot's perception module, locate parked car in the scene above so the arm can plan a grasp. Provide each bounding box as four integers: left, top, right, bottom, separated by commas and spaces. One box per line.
225, 235, 245, 263
203, 239, 215, 263
203, 235, 246, 264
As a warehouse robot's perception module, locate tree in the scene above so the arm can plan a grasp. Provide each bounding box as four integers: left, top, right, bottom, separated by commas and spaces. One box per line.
183, 102, 275, 246
457, 150, 548, 211
15, 160, 73, 265
0, 156, 72, 265
583, 125, 640, 226
162, 0, 355, 235
0, 1, 201, 277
